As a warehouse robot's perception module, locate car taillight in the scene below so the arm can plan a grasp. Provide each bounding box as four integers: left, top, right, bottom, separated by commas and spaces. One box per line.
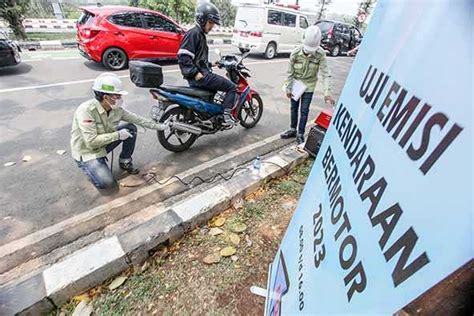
327, 27, 333, 39
250, 31, 262, 37
83, 29, 100, 39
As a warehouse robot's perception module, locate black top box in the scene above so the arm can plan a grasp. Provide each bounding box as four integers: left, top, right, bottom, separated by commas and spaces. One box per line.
129, 60, 163, 88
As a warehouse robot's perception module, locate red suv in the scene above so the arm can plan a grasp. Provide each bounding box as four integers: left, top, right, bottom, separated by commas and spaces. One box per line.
77, 6, 184, 70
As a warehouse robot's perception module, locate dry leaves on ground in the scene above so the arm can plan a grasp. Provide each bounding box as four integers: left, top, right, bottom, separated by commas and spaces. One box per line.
108, 276, 127, 291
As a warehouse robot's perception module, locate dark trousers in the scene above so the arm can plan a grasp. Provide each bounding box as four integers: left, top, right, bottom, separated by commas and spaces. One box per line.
291, 92, 314, 135
76, 123, 137, 190
189, 72, 237, 110
106, 123, 137, 161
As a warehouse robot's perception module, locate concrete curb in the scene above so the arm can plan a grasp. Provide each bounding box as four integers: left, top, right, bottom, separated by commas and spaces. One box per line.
18, 38, 231, 51
0, 145, 308, 315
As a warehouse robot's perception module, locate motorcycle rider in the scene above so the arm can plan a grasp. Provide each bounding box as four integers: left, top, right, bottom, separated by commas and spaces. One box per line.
71, 73, 168, 191
177, 2, 237, 127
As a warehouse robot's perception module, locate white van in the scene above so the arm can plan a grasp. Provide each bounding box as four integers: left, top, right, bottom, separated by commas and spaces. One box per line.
232, 4, 310, 59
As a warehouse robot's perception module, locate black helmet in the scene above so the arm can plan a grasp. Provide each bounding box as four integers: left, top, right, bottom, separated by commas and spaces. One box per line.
196, 2, 221, 27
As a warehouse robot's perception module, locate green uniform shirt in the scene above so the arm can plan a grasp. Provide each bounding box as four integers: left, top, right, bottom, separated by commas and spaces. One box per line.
284, 46, 332, 96
70, 99, 157, 162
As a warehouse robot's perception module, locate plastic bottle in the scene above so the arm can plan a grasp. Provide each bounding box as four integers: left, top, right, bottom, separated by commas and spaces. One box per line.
252, 156, 261, 175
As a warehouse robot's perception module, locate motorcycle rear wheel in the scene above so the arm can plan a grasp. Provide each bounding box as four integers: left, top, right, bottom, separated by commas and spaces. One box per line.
157, 107, 198, 152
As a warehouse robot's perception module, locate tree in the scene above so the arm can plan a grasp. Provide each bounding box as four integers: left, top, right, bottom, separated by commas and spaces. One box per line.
139, 0, 195, 24
62, 3, 82, 20
353, 0, 376, 29
327, 13, 354, 24
213, 0, 236, 27
27, 0, 54, 19
0, 0, 30, 40
316, 0, 332, 21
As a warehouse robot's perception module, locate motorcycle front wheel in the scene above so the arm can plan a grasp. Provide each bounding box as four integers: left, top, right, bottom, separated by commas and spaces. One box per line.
157, 107, 198, 152
239, 94, 263, 129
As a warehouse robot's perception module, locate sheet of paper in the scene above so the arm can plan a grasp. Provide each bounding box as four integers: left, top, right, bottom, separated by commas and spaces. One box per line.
291, 80, 307, 101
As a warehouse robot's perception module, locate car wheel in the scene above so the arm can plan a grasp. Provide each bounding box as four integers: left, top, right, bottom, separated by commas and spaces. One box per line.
12, 47, 21, 64
239, 48, 250, 54
331, 45, 340, 57
264, 42, 276, 59
102, 47, 128, 71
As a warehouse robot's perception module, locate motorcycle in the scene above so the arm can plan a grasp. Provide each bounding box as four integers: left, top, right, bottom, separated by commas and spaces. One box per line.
130, 50, 263, 152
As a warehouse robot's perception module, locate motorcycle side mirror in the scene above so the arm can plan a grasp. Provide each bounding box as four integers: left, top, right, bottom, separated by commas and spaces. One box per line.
238, 51, 250, 64
214, 48, 222, 59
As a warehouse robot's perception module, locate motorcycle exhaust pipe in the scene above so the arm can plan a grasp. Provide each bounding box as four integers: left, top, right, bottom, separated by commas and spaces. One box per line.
170, 121, 202, 135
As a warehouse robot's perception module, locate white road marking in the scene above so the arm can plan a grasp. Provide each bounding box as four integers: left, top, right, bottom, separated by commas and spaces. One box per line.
0, 59, 288, 94
0, 69, 178, 94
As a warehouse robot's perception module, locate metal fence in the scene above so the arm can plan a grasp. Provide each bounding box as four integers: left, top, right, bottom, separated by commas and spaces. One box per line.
27, 0, 128, 19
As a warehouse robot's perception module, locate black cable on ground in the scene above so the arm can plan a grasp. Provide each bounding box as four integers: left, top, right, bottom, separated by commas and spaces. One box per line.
110, 150, 114, 174
143, 159, 307, 187
144, 166, 249, 187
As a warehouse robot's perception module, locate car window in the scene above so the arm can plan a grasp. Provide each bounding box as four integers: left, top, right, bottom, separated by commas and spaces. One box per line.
142, 13, 177, 33
299, 16, 308, 29
316, 21, 333, 32
77, 10, 95, 25
268, 10, 282, 26
108, 12, 142, 28
334, 24, 343, 33
283, 13, 296, 27
341, 25, 350, 35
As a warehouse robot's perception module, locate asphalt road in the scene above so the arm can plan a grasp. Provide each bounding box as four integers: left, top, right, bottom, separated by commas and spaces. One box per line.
0, 46, 354, 245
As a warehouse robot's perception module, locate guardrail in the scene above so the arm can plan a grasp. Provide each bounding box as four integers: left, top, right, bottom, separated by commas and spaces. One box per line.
0, 19, 234, 34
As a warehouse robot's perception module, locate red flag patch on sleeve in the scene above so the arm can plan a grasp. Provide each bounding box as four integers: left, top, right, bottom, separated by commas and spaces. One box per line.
82, 118, 94, 124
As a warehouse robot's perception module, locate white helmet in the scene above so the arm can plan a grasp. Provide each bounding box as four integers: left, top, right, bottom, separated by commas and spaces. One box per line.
302, 25, 322, 53
92, 73, 128, 95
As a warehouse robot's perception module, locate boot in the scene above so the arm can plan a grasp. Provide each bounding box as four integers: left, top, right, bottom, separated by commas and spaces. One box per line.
280, 128, 297, 139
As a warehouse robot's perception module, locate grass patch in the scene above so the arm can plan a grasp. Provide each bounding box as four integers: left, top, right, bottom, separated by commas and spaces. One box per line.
241, 199, 266, 220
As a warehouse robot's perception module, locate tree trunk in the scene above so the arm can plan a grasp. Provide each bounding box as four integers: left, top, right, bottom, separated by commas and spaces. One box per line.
317, 1, 326, 21
3, 0, 28, 40
6, 13, 27, 40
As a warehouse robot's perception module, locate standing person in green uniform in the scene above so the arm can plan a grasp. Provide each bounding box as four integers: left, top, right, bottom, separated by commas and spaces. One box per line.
281, 25, 335, 144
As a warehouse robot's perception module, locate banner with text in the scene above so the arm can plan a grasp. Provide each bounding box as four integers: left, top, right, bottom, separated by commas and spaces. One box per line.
265, 0, 473, 314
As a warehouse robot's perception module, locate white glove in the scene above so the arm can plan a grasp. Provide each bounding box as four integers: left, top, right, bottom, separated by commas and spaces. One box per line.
152, 121, 170, 131
118, 129, 133, 140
